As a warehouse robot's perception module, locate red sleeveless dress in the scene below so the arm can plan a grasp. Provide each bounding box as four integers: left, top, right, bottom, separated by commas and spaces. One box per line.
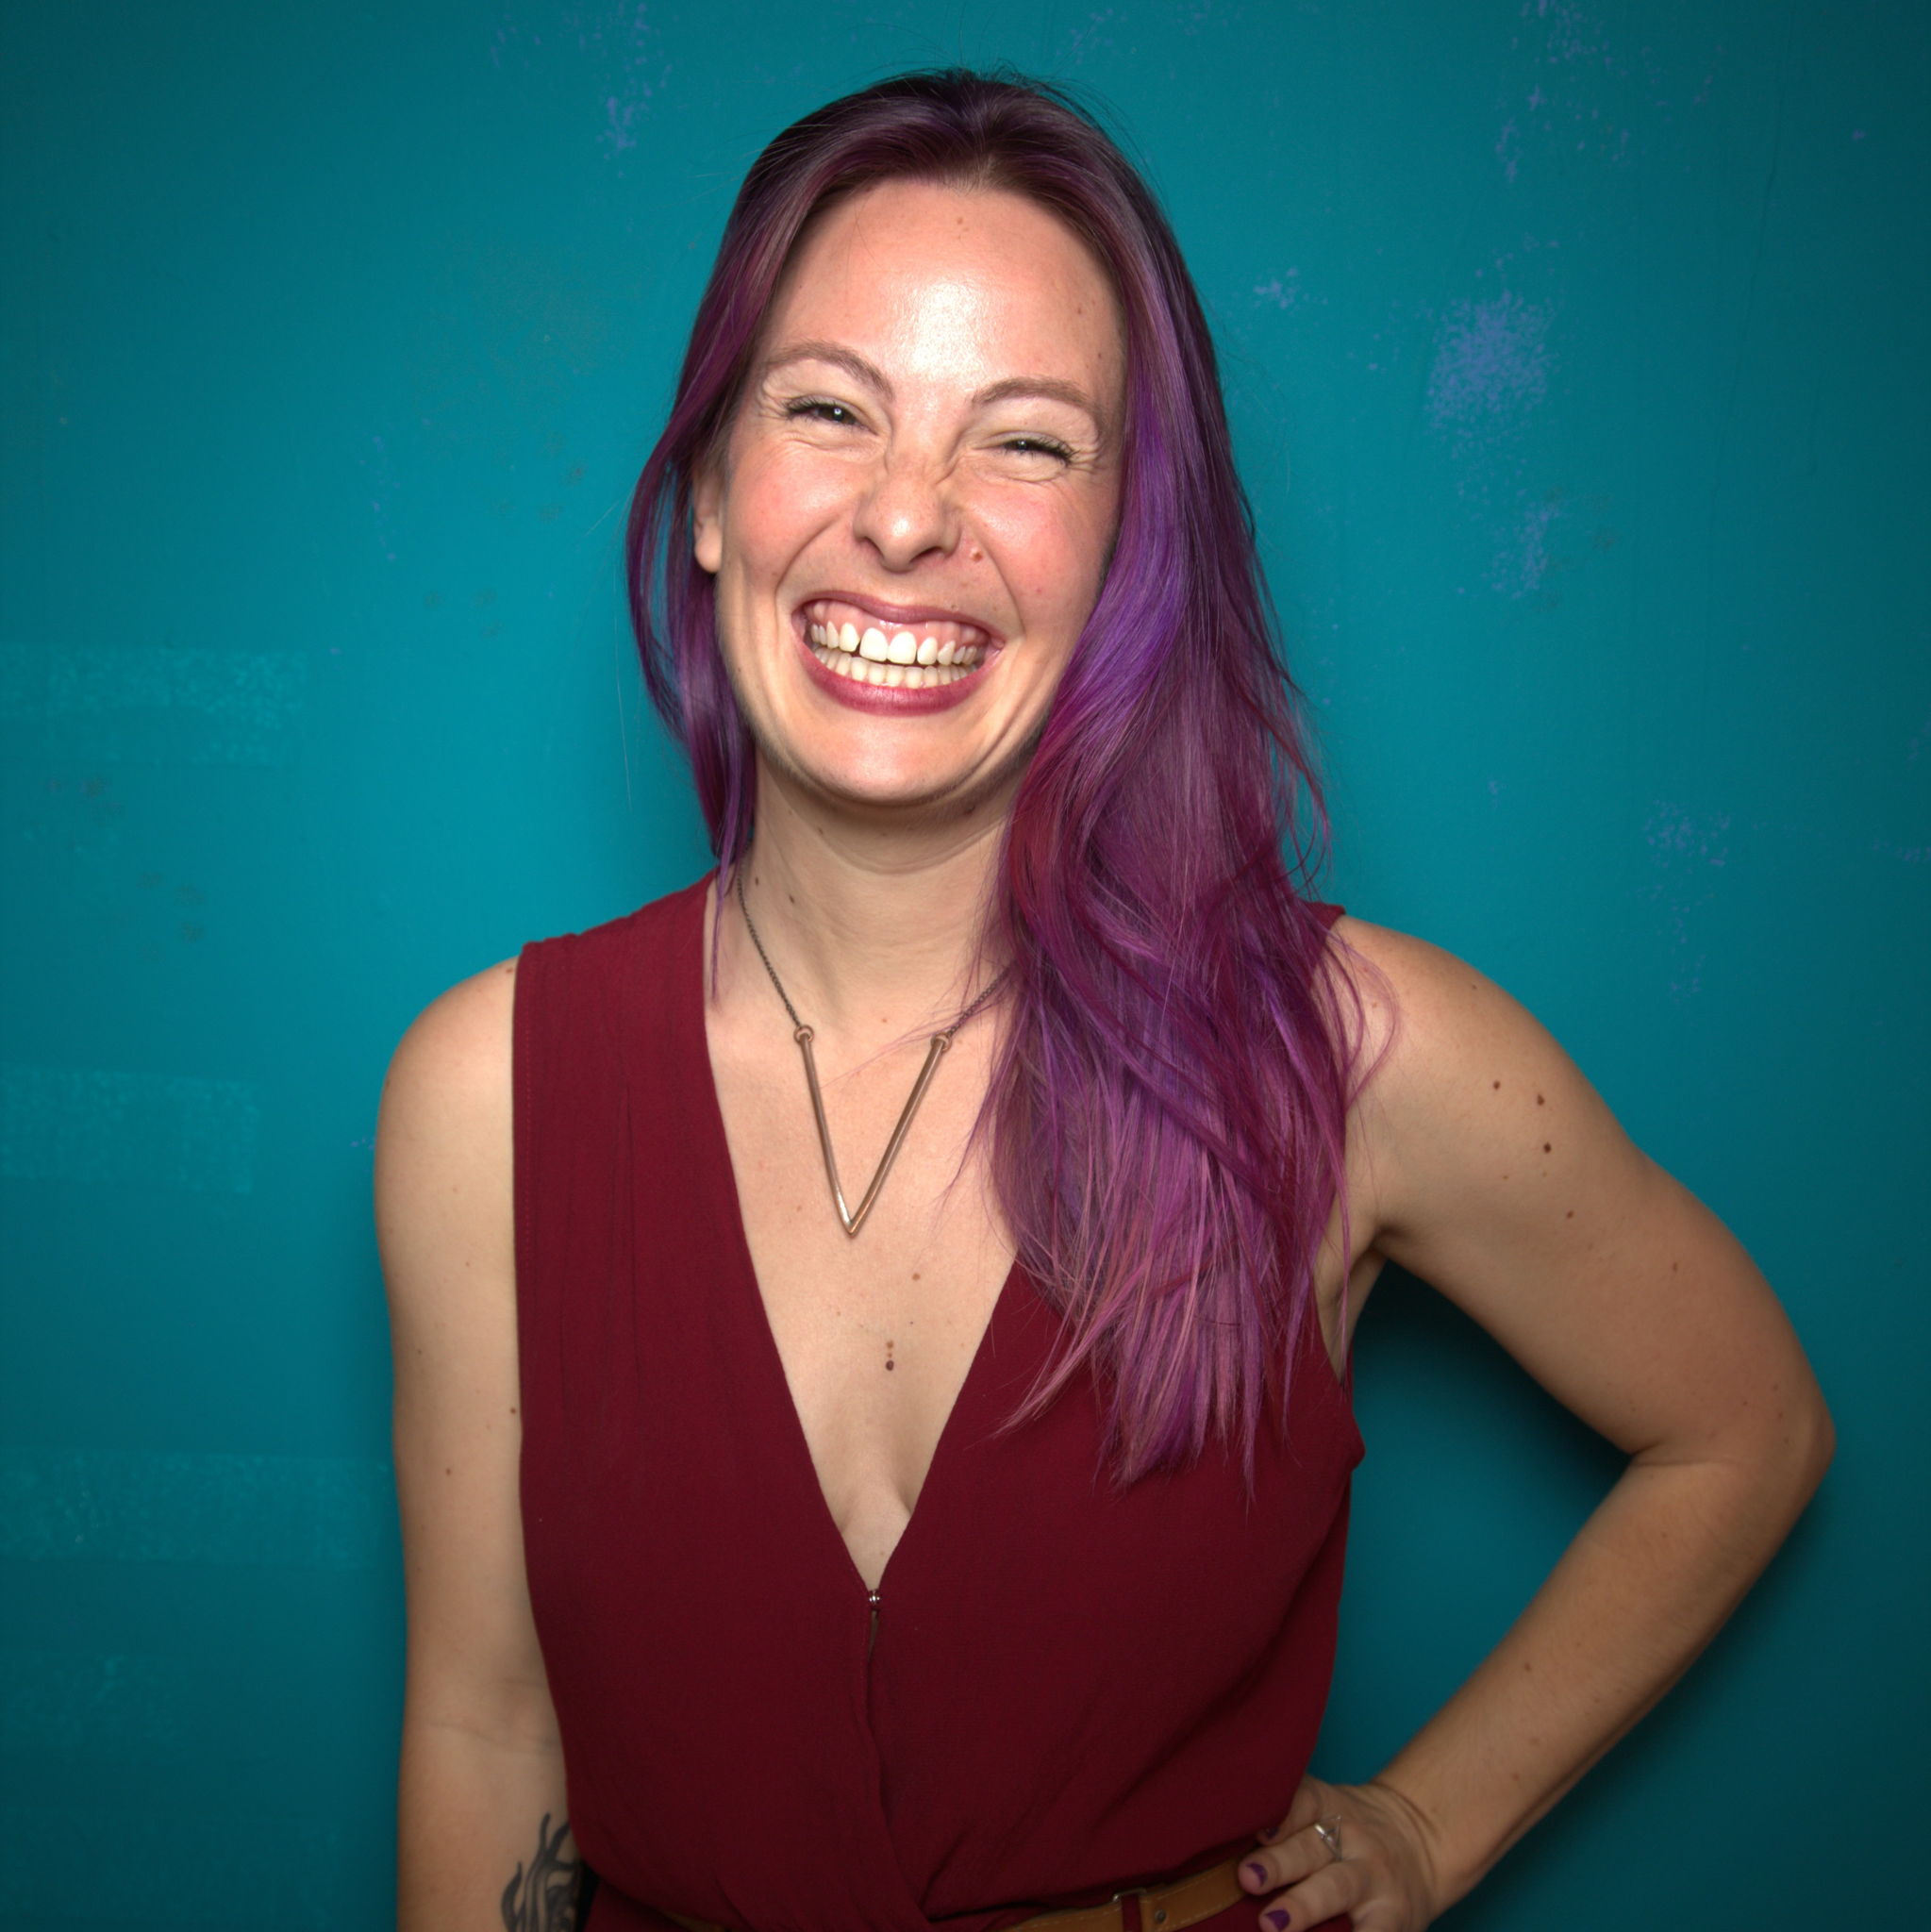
514, 876, 1360, 1931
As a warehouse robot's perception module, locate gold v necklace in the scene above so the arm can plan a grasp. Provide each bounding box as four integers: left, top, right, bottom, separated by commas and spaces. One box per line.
735, 866, 1008, 1238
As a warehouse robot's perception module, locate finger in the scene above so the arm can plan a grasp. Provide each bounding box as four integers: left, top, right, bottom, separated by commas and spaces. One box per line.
1257, 1857, 1359, 1932
1257, 1775, 1332, 1846
1240, 1819, 1345, 1896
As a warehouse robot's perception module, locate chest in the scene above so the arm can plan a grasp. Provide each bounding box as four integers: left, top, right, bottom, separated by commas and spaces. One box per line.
707, 1007, 1012, 1592
704, 983, 1377, 1597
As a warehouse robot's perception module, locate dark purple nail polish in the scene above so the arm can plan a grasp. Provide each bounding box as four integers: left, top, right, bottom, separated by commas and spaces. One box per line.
1243, 1861, 1269, 1888
1265, 1912, 1291, 1931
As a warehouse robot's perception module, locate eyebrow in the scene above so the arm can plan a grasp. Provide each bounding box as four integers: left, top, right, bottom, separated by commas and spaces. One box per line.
757, 341, 1112, 438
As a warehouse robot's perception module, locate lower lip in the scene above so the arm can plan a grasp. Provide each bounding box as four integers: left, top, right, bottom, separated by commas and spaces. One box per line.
793, 620, 994, 715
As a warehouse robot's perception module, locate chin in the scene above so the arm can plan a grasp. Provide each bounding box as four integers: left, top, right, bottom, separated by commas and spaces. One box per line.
759, 731, 1011, 824
811, 764, 986, 819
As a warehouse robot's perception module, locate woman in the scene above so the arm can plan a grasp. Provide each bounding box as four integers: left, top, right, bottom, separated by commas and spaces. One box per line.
377, 71, 1832, 1932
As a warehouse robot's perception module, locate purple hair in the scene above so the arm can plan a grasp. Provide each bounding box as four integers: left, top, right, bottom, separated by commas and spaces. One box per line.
626, 69, 1378, 1482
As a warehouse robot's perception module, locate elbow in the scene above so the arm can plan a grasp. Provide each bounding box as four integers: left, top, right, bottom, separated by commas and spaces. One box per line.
1793, 1386, 1836, 1500
1751, 1380, 1834, 1530
1707, 1379, 1835, 1537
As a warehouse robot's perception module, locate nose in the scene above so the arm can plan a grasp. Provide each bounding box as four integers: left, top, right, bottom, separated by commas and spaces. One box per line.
850, 441, 959, 573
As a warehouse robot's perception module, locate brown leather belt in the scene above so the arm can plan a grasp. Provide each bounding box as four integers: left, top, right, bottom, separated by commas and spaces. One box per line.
658, 1855, 1244, 1932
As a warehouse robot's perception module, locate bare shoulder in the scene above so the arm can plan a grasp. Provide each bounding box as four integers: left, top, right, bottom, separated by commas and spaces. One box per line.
1319, 913, 1649, 1254
375, 958, 522, 1328
380, 957, 521, 1135
1323, 913, 1603, 1122
1324, 913, 1541, 1083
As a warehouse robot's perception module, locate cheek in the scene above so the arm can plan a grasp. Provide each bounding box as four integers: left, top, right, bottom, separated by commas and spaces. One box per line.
978, 492, 1116, 617
725, 446, 853, 574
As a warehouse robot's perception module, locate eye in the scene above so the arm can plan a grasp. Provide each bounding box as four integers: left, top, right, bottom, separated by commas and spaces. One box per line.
998, 434, 1074, 463
785, 396, 860, 427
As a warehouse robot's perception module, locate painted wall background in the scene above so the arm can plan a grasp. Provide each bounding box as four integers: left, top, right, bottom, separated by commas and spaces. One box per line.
3, 0, 1924, 1924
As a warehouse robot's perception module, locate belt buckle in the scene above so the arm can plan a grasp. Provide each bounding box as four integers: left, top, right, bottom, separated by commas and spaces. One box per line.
1108, 1887, 1169, 1931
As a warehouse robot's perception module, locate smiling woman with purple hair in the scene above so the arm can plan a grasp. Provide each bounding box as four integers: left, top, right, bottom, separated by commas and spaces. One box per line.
375, 70, 1831, 1932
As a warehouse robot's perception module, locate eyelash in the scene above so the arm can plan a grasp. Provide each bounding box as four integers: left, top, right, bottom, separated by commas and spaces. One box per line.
1000, 434, 1074, 463
786, 397, 857, 426
783, 397, 1074, 464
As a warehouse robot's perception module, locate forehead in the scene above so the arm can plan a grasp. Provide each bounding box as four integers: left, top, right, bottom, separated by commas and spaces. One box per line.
760, 179, 1124, 398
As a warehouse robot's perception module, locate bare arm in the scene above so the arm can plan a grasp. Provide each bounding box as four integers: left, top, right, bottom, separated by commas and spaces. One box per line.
1245, 921, 1834, 1926
378, 959, 590, 1931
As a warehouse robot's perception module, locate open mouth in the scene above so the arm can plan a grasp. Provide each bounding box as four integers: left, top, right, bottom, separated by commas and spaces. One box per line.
797, 597, 994, 691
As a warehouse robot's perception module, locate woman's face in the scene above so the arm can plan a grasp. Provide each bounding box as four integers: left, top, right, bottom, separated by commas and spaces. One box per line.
694, 178, 1126, 820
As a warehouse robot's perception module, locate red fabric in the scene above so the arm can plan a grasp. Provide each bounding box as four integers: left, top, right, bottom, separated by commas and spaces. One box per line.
514, 875, 1360, 1932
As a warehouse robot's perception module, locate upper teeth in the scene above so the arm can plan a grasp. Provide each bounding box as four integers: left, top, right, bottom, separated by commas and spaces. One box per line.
807, 620, 985, 670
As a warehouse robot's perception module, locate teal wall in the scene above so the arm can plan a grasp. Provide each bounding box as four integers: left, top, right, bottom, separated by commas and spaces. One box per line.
3, 1, 1924, 1924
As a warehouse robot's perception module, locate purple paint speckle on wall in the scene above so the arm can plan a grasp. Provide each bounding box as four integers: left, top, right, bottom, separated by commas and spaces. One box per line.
1524, 0, 1612, 69
605, 96, 640, 153
1253, 271, 1316, 312
491, 4, 670, 160
1646, 804, 1731, 868
1642, 803, 1736, 1001
1490, 495, 1564, 600
1065, 11, 1121, 66
1426, 292, 1552, 441
1494, 0, 1643, 182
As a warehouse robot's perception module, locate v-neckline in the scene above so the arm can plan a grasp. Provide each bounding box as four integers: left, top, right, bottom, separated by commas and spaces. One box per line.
684, 874, 1023, 1601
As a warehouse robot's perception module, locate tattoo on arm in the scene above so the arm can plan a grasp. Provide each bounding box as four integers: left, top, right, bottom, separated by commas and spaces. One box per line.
501, 1812, 585, 1932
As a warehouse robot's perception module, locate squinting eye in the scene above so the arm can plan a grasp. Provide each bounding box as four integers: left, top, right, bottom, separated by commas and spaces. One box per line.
1002, 436, 1074, 462
786, 398, 857, 426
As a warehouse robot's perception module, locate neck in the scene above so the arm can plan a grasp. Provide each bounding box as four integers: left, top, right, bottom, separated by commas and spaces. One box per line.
719, 758, 1009, 1048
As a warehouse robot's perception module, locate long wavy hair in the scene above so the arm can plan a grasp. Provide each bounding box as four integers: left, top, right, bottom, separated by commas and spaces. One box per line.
626, 69, 1378, 1483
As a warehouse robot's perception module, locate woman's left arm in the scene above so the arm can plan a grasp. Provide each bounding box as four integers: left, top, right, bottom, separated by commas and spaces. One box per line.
1242, 920, 1835, 1931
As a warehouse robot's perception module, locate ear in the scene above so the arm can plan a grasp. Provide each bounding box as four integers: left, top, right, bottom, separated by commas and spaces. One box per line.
692, 461, 724, 575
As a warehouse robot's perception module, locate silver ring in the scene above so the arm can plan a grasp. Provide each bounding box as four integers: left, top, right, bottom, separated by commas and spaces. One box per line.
1313, 1816, 1344, 1861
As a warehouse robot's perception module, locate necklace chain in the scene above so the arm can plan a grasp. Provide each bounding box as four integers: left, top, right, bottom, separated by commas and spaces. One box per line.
733, 866, 1007, 1237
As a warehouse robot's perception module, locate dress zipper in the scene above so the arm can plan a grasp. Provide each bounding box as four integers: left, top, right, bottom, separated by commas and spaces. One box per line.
866, 1588, 882, 1659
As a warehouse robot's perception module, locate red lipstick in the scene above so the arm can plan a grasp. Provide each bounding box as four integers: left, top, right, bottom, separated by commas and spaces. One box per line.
791, 613, 994, 716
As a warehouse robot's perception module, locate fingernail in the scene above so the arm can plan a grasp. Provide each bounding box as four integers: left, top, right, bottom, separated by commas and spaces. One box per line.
1265, 1912, 1291, 1930
1256, 1822, 1279, 1843
1243, 1860, 1269, 1889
